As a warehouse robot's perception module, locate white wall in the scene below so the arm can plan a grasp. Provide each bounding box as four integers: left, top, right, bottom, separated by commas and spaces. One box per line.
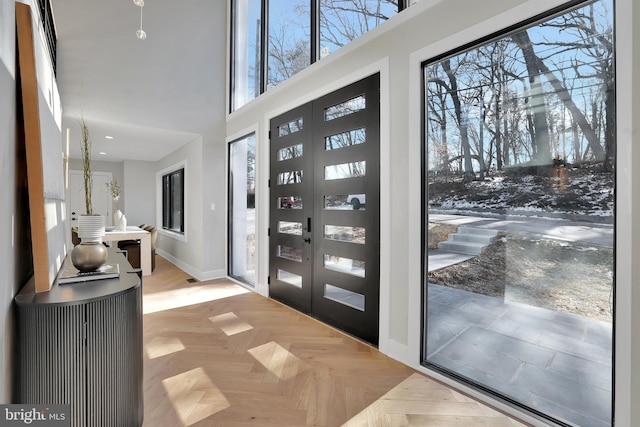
613, 0, 640, 424
0, 0, 20, 403
201, 126, 228, 279
68, 158, 125, 212
1, 0, 65, 402
123, 160, 156, 227
155, 137, 205, 277
226, 0, 640, 423
152, 0, 227, 281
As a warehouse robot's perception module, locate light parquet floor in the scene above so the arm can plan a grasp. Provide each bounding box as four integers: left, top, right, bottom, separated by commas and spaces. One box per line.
142, 257, 529, 427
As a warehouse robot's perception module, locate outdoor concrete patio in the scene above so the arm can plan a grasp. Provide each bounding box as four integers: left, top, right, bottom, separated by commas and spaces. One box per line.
426, 282, 612, 427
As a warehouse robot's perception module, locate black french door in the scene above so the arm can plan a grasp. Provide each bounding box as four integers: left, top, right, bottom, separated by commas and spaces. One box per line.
269, 74, 380, 344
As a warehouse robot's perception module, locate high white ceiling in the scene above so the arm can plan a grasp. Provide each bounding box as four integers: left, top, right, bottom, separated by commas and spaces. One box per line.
52, 0, 226, 161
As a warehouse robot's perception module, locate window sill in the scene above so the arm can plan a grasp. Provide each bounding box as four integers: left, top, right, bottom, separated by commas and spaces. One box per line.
158, 228, 187, 243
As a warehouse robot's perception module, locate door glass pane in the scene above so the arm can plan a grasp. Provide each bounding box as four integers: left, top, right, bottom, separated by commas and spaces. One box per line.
324, 95, 366, 121
277, 269, 302, 288
232, 0, 261, 111
324, 254, 365, 278
324, 225, 365, 244
423, 2, 614, 425
277, 143, 303, 160
277, 170, 303, 184
277, 245, 302, 262
324, 284, 365, 311
325, 161, 366, 180
267, 0, 310, 89
277, 195, 302, 209
325, 128, 366, 150
229, 134, 256, 286
278, 118, 303, 137
278, 221, 302, 235
324, 194, 366, 210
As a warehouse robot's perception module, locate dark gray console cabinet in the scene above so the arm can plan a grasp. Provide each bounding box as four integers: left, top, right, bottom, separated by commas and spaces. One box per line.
15, 250, 143, 427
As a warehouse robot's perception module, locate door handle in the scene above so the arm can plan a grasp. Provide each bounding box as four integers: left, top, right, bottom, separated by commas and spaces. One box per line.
306, 217, 312, 232
304, 238, 311, 243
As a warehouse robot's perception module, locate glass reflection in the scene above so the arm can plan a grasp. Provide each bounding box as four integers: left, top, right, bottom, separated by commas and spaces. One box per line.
423, 1, 614, 425
277, 144, 303, 160
325, 161, 366, 180
324, 95, 366, 121
278, 117, 303, 136
325, 128, 366, 150
278, 221, 302, 235
229, 134, 256, 286
277, 170, 303, 185
324, 284, 364, 311
324, 194, 366, 211
324, 225, 365, 244
277, 196, 302, 209
277, 269, 302, 288
277, 245, 302, 262
324, 254, 365, 278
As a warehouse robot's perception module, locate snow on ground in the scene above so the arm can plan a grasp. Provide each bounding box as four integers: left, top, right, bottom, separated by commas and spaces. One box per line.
428, 166, 614, 218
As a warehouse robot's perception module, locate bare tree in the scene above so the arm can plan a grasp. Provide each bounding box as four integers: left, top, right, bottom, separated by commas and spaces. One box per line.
538, 2, 614, 169
267, 18, 310, 87
440, 59, 476, 182
511, 30, 553, 174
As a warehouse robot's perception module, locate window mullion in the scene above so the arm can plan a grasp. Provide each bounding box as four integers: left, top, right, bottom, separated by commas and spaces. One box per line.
179, 170, 185, 232
260, 0, 268, 94
311, 0, 319, 63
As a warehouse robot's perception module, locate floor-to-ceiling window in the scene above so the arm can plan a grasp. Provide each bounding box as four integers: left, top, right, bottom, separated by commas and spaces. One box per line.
229, 134, 257, 286
422, 1, 614, 425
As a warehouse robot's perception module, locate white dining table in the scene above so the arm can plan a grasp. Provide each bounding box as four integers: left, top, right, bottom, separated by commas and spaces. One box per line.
103, 226, 151, 276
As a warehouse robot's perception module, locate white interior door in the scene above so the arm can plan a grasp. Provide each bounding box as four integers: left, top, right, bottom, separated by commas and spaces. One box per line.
69, 170, 113, 225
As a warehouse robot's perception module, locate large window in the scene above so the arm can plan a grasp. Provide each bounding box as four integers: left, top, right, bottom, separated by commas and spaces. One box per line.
228, 134, 256, 286
423, 1, 614, 425
231, 0, 262, 110
231, 0, 407, 111
162, 168, 184, 233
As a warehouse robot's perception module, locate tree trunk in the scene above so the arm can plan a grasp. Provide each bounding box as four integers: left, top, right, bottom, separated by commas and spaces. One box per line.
511, 31, 552, 175
572, 121, 581, 165
442, 60, 475, 182
535, 58, 605, 161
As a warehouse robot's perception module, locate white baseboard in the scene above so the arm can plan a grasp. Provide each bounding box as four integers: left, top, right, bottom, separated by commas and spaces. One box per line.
156, 249, 226, 281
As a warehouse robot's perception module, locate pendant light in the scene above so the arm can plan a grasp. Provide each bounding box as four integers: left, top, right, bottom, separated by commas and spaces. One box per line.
134, 0, 146, 40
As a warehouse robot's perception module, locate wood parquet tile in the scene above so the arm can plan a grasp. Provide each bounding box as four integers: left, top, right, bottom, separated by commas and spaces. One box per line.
142, 257, 529, 426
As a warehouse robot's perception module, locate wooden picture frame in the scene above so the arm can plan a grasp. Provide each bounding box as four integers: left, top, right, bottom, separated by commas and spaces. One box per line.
16, 3, 66, 293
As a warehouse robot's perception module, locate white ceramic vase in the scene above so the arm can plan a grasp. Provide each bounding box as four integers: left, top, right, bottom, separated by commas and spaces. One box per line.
113, 209, 123, 227
77, 214, 105, 243
118, 214, 127, 231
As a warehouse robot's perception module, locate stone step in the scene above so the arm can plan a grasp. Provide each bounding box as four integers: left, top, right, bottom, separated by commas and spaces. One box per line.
436, 226, 499, 255
449, 233, 495, 245
457, 226, 500, 237
437, 240, 488, 255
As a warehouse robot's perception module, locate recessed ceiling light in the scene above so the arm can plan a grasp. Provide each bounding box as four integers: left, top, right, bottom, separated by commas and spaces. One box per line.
99, 152, 107, 155
105, 136, 114, 140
